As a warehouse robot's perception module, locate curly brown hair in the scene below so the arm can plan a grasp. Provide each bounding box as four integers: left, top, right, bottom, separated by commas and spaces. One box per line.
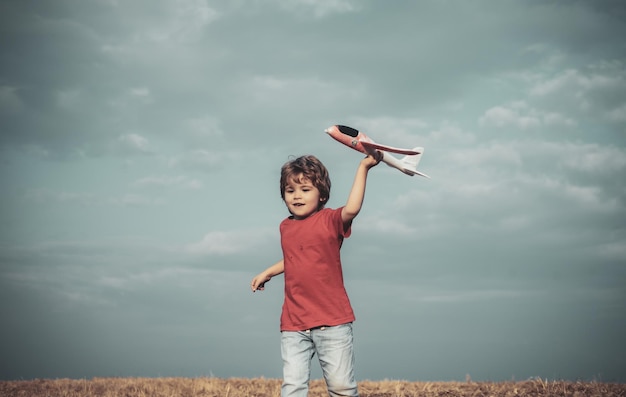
280, 155, 331, 209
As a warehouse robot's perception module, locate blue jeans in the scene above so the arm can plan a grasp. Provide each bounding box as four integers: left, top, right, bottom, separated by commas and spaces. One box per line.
281, 323, 358, 397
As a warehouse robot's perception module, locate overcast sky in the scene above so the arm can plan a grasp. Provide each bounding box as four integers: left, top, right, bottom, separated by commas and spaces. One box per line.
1, 0, 625, 383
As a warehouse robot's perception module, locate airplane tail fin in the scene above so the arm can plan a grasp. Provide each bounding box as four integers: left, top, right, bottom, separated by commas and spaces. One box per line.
401, 147, 430, 178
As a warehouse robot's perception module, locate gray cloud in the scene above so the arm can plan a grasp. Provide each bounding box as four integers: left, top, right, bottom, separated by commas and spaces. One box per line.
1, 0, 624, 383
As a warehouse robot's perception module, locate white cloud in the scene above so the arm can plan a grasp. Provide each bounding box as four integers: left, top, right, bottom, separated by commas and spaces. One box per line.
56, 89, 83, 110
278, 0, 358, 18
184, 228, 276, 256
596, 241, 626, 260
0, 85, 24, 114
607, 103, 626, 123
542, 111, 577, 127
179, 116, 226, 149
382, 137, 625, 245
529, 64, 625, 99
25, 189, 98, 205
529, 68, 582, 97
171, 0, 220, 41
350, 116, 430, 147
518, 174, 618, 213
428, 122, 475, 145
479, 102, 541, 130
129, 87, 153, 103
508, 140, 626, 175
370, 283, 538, 305
134, 0, 220, 44
483, 61, 625, 134
116, 133, 153, 154
528, 62, 626, 123
24, 189, 171, 207
109, 193, 166, 207
184, 116, 223, 139
416, 289, 528, 303
168, 149, 231, 171
98, 266, 209, 291
557, 142, 626, 173
479, 100, 577, 130
498, 214, 531, 231
445, 142, 523, 169
359, 214, 416, 235
133, 175, 203, 190
519, 43, 567, 70
244, 75, 366, 111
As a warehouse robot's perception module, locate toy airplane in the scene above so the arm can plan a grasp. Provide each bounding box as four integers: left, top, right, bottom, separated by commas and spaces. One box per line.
325, 124, 430, 178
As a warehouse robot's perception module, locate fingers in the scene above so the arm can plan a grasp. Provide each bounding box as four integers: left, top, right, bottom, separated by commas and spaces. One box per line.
365, 151, 382, 160
364, 151, 383, 166
251, 275, 271, 292
251, 279, 266, 292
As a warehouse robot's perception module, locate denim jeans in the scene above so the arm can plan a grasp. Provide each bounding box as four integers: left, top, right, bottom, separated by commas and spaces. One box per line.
281, 323, 358, 397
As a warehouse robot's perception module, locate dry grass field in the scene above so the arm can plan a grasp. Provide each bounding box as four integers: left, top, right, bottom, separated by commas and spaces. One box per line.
0, 377, 625, 397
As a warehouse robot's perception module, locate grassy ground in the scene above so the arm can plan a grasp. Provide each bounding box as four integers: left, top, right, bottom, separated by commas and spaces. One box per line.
0, 377, 624, 396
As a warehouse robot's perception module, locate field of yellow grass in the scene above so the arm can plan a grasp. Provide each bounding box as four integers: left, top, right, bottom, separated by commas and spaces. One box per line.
1, 377, 625, 397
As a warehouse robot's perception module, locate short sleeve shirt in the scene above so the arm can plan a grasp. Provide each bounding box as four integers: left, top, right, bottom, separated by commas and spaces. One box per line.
279, 207, 355, 331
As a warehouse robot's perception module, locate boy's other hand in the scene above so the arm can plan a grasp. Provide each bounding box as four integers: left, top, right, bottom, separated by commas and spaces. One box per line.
251, 274, 271, 292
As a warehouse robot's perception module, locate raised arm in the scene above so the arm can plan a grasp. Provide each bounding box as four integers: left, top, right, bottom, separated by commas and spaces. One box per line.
251, 259, 284, 292
341, 152, 382, 225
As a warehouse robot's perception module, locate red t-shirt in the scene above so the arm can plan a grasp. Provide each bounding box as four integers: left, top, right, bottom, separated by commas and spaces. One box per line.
279, 207, 355, 331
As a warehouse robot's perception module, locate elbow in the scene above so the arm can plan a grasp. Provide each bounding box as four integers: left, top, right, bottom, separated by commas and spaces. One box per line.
342, 206, 361, 221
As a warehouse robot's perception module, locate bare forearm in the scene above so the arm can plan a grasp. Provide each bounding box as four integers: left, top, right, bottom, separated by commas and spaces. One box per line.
343, 163, 370, 221
251, 259, 284, 291
264, 259, 285, 278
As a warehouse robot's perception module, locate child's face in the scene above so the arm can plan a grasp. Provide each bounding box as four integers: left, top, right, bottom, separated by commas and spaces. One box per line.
283, 175, 323, 220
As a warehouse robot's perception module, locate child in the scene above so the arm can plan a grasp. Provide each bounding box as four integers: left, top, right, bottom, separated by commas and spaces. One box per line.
251, 152, 381, 397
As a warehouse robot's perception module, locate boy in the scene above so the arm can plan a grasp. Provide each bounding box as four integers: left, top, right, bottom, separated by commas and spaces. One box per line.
251, 152, 381, 397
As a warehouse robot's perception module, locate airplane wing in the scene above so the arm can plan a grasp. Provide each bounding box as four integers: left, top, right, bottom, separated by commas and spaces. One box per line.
361, 141, 421, 156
